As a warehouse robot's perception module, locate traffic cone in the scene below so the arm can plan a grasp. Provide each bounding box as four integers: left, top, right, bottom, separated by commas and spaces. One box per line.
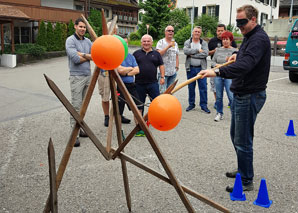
285, 120, 296, 136
230, 173, 246, 201
253, 178, 273, 208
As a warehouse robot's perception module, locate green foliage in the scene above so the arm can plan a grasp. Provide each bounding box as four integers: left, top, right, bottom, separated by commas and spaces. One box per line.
138, 0, 171, 39
27, 44, 46, 56
4, 44, 45, 56
46, 22, 55, 51
167, 8, 190, 34
67, 19, 75, 37
88, 9, 102, 37
36, 20, 47, 48
61, 23, 68, 50
174, 24, 191, 46
129, 31, 141, 41
195, 14, 218, 37
53, 22, 63, 51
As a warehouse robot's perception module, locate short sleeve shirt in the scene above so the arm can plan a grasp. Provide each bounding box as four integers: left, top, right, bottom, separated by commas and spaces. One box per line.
120, 53, 138, 83
133, 49, 163, 84
156, 38, 179, 76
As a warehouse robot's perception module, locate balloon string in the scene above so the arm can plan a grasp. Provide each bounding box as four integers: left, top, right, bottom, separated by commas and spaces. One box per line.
115, 93, 152, 108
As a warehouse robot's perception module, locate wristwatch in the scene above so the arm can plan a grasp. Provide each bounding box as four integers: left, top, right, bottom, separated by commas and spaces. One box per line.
214, 68, 220, 76
83, 53, 86, 58
161, 76, 165, 79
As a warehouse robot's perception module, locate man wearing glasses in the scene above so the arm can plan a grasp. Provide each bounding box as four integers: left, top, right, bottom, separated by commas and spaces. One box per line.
200, 5, 271, 192
183, 26, 210, 113
156, 25, 179, 93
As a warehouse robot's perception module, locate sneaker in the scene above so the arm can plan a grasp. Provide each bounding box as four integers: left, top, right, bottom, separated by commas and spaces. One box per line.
74, 138, 80, 147
214, 113, 223, 122
121, 116, 131, 124
201, 107, 211, 114
186, 105, 195, 112
104, 115, 109, 127
79, 129, 88, 137
135, 130, 145, 137
225, 170, 238, 178
226, 182, 254, 192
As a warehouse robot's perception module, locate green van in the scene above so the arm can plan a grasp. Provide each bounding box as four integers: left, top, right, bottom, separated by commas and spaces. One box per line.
283, 19, 298, 82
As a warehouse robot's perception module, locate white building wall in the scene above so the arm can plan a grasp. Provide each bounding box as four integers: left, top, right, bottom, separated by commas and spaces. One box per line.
176, 0, 279, 27
41, 0, 74, 10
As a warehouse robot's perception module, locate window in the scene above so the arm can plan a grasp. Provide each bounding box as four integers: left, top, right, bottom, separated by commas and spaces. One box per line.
260, 12, 268, 27
75, 5, 83, 11
187, 7, 198, 18
202, 5, 219, 18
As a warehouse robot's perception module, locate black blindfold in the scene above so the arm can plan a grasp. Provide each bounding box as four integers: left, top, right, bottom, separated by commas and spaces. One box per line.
236, 19, 249, 27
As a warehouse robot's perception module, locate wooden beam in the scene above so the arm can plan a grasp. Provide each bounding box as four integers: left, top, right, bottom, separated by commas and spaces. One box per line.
1, 24, 4, 54
11, 20, 15, 53
48, 138, 58, 213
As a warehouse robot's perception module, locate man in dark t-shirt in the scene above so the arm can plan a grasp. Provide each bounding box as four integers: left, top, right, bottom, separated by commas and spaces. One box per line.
133, 34, 165, 115
208, 24, 238, 59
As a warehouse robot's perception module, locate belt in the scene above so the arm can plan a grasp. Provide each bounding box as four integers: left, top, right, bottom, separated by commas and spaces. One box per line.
190, 65, 201, 68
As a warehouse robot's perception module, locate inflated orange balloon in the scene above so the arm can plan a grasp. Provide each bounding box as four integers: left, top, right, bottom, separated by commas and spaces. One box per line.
148, 94, 182, 131
91, 35, 125, 70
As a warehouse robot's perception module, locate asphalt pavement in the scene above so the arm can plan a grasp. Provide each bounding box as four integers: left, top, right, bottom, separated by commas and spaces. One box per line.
0, 50, 298, 213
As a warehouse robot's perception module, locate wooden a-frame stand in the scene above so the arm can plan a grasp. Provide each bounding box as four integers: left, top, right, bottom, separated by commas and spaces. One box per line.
43, 10, 230, 213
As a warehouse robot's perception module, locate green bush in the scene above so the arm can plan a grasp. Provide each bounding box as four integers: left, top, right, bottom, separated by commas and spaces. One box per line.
174, 25, 191, 46
27, 45, 46, 56
67, 19, 75, 37
3, 44, 46, 56
129, 31, 141, 41
36, 20, 47, 48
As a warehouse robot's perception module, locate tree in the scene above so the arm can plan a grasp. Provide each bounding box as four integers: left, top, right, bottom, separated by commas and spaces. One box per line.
36, 20, 47, 48
138, 0, 171, 39
67, 19, 75, 37
53, 22, 63, 51
61, 23, 68, 50
88, 9, 102, 37
195, 14, 218, 37
174, 24, 191, 46
167, 8, 189, 34
46, 22, 55, 51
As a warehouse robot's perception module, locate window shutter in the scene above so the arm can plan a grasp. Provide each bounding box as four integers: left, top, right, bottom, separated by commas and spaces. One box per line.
215, 5, 219, 17
194, 7, 198, 18
202, 6, 206, 14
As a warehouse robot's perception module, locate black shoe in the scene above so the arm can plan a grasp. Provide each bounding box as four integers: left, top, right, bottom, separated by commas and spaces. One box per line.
186, 105, 195, 112
226, 183, 254, 192
201, 107, 211, 114
79, 129, 88, 137
121, 116, 131, 124
74, 138, 80, 147
104, 115, 109, 127
226, 170, 238, 178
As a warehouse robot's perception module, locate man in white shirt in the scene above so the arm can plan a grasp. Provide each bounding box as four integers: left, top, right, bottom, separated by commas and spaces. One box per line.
156, 25, 179, 93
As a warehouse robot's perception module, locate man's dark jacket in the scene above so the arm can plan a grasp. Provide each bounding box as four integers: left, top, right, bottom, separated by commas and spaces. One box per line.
219, 25, 271, 95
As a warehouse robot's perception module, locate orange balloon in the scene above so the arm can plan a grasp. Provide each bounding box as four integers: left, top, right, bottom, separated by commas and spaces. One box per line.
148, 94, 182, 131
91, 35, 125, 70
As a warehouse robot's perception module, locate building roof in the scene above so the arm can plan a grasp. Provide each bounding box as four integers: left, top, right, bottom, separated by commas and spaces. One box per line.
0, 4, 30, 22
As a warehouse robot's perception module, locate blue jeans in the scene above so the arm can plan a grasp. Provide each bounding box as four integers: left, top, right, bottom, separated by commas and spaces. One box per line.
230, 91, 266, 185
214, 77, 233, 114
187, 67, 208, 108
136, 82, 160, 112
158, 73, 177, 93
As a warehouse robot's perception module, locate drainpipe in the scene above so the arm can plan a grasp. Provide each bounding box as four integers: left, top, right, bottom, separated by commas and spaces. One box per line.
289, 0, 294, 23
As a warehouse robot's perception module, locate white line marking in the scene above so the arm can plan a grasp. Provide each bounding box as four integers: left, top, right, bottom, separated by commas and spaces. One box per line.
0, 118, 24, 177
268, 77, 288, 82
267, 89, 298, 95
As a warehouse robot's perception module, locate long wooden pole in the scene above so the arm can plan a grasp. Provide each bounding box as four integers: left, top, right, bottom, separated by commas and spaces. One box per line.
171, 60, 235, 94
44, 13, 102, 213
